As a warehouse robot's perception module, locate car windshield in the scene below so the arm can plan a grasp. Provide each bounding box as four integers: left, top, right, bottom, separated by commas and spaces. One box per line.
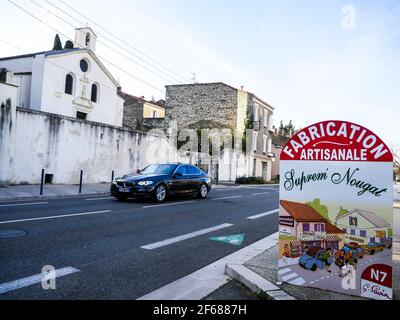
139, 164, 178, 175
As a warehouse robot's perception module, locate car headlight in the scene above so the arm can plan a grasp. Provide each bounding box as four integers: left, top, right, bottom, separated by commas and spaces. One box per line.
138, 181, 154, 186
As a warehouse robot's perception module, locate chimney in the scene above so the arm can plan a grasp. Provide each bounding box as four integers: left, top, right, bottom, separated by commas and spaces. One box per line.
240, 86, 245, 91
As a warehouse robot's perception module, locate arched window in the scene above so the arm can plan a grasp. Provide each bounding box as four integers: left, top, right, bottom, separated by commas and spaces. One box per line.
65, 74, 74, 95
91, 83, 98, 103
85, 33, 91, 47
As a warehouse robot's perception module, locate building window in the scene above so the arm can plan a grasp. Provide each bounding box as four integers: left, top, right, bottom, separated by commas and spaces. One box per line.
91, 84, 98, 103
254, 104, 259, 122
314, 224, 325, 232
267, 138, 272, 153
80, 59, 89, 73
342, 228, 347, 234
65, 74, 74, 95
303, 224, 310, 232
349, 217, 358, 226
153, 110, 158, 118
360, 230, 367, 238
253, 132, 258, 151
263, 135, 268, 153
264, 110, 269, 127
351, 229, 356, 236
85, 33, 91, 46
76, 111, 87, 120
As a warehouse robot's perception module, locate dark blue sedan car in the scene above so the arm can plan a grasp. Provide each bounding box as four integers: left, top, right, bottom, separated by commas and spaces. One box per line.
111, 163, 212, 202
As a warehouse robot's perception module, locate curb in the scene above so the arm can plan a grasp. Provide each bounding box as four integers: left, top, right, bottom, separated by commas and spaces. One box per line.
0, 192, 110, 203
225, 249, 296, 300
225, 264, 295, 300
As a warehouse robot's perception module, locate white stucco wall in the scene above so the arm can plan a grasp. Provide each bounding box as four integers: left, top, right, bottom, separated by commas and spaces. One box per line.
0, 50, 124, 126
0, 105, 189, 185
0, 83, 18, 183
40, 51, 123, 127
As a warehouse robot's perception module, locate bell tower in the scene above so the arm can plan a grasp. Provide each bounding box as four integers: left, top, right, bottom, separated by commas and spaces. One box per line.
75, 27, 97, 52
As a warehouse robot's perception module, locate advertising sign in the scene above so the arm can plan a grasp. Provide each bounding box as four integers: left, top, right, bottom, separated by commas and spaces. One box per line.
278, 120, 393, 300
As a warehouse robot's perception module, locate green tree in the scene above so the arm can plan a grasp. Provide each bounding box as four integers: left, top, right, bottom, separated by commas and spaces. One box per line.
306, 198, 329, 221
52, 34, 62, 51
64, 40, 74, 49
335, 207, 349, 225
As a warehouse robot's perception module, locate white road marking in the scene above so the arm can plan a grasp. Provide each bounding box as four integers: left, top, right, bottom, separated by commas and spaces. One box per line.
282, 273, 298, 282
143, 201, 196, 209
138, 232, 279, 300
289, 278, 306, 285
251, 192, 271, 196
211, 196, 242, 201
278, 268, 292, 276
141, 223, 234, 250
0, 210, 112, 225
0, 202, 48, 208
247, 209, 279, 220
85, 197, 114, 201
0, 267, 80, 295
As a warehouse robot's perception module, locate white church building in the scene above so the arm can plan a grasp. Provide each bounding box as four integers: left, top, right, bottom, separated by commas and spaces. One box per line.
0, 27, 124, 126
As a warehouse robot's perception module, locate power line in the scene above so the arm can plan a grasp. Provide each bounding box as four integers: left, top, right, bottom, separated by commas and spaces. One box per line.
57, 0, 189, 83
45, 0, 185, 84
7, 0, 165, 94
29, 0, 178, 85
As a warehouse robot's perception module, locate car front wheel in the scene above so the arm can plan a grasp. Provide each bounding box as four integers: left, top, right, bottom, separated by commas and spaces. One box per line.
197, 183, 208, 199
155, 184, 167, 203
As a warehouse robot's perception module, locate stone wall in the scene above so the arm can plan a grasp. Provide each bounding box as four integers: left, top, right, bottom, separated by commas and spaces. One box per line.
119, 91, 145, 131
165, 83, 238, 130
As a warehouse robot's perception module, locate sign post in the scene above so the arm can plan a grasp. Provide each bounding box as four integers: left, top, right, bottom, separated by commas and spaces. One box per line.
278, 120, 393, 300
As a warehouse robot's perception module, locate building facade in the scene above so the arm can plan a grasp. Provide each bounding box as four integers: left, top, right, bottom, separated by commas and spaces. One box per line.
119, 90, 165, 131
336, 209, 391, 245
279, 200, 345, 261
0, 27, 124, 127
160, 82, 275, 181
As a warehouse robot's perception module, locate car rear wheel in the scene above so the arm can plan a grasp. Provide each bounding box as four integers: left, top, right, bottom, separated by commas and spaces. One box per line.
155, 184, 167, 203
197, 183, 208, 199
370, 250, 375, 255
311, 264, 317, 272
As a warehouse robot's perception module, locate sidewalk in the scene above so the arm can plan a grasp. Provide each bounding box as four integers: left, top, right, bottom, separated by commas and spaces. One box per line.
0, 182, 234, 201
228, 242, 400, 300
0, 183, 111, 201
394, 184, 400, 208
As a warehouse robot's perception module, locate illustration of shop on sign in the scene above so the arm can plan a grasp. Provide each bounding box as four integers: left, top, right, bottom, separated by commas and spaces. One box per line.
278, 121, 393, 300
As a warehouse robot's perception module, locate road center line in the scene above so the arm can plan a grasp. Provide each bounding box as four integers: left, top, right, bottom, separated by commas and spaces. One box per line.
0, 202, 48, 208
143, 201, 196, 209
211, 195, 242, 201
141, 223, 234, 250
251, 192, 271, 196
247, 209, 279, 220
0, 267, 80, 295
0, 210, 112, 225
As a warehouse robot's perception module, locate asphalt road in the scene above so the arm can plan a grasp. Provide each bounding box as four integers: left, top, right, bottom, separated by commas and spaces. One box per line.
0, 185, 279, 300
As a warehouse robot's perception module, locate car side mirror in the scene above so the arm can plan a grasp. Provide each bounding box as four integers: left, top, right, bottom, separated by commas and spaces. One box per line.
136, 169, 141, 174
174, 172, 183, 178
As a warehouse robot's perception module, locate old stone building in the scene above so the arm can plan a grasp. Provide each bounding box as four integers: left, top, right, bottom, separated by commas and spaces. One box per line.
156, 82, 275, 181
118, 90, 165, 131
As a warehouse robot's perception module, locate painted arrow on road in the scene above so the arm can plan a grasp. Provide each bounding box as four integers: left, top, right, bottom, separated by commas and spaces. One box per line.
209, 234, 245, 246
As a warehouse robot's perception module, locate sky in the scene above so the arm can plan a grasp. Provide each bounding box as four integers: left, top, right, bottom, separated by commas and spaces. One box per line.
0, 0, 399, 150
